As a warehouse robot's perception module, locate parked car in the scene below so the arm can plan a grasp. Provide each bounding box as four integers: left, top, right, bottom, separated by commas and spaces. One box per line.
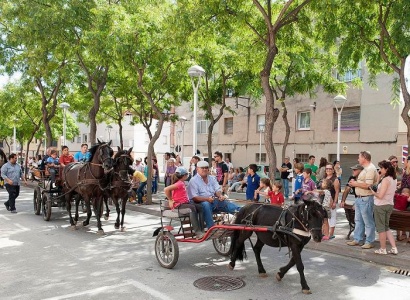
242, 164, 281, 181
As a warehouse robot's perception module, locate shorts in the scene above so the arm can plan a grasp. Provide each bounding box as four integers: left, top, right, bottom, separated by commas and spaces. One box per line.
374, 204, 393, 233
327, 208, 337, 227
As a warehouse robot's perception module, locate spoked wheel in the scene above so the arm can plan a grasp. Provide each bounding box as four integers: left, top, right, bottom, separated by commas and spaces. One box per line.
155, 231, 179, 269
213, 235, 232, 256
33, 186, 42, 215
42, 193, 52, 221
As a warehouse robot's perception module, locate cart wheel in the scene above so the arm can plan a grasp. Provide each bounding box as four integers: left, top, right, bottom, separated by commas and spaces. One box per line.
213, 236, 231, 256
33, 186, 42, 215
42, 193, 52, 221
155, 231, 179, 269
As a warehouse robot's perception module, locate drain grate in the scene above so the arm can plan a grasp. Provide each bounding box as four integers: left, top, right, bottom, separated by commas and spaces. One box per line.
193, 276, 245, 291
387, 268, 410, 277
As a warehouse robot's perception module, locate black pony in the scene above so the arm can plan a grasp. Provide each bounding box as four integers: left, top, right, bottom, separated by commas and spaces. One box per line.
102, 147, 133, 231
228, 201, 326, 294
62, 140, 114, 234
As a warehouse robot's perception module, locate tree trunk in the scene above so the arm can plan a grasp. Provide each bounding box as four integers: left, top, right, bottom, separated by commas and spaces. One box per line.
281, 101, 291, 162
400, 66, 410, 147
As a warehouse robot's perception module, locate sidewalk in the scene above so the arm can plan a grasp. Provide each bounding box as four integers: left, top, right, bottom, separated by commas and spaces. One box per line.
127, 189, 410, 270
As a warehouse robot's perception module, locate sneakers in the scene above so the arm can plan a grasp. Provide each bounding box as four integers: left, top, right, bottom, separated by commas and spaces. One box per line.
374, 248, 387, 255
195, 232, 205, 240
347, 240, 360, 246
388, 247, 398, 255
322, 236, 330, 241
4, 202, 10, 211
10, 210, 17, 214
361, 243, 374, 249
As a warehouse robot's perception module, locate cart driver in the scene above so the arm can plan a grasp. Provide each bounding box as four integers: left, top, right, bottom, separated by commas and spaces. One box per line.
187, 160, 240, 229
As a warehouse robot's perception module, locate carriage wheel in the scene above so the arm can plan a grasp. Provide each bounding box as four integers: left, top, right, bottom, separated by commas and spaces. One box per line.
33, 186, 42, 215
213, 236, 232, 256
42, 193, 52, 221
155, 231, 179, 269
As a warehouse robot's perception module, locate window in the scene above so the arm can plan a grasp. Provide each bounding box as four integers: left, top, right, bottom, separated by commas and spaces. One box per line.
296, 154, 309, 164
337, 62, 363, 82
82, 134, 88, 143
197, 120, 209, 134
77, 136, 81, 143
333, 106, 360, 130
163, 135, 168, 145
297, 111, 310, 130
257, 114, 265, 132
224, 118, 233, 134
255, 153, 266, 163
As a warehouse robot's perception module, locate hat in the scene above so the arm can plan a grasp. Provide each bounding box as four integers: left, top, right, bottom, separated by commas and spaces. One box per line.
135, 157, 142, 162
197, 161, 209, 168
175, 166, 188, 176
350, 164, 364, 170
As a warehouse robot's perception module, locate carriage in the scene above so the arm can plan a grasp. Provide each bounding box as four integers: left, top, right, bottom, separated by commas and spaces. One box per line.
153, 199, 327, 294
32, 141, 134, 234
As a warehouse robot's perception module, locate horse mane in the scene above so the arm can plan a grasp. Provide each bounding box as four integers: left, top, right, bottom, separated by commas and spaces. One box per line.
88, 141, 106, 161
0, 148, 7, 166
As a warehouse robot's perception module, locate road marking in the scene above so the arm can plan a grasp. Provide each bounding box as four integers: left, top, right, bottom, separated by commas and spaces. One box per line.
42, 279, 174, 300
0, 214, 10, 221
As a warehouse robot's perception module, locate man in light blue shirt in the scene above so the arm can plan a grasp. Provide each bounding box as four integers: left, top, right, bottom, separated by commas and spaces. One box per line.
187, 161, 240, 229
1, 153, 27, 213
74, 144, 91, 162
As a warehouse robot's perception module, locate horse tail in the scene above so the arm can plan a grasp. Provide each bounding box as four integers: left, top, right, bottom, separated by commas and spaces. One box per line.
229, 205, 250, 261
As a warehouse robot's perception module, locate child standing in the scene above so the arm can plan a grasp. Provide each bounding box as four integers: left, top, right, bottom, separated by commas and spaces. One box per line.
302, 168, 317, 195
307, 179, 333, 241
164, 166, 204, 239
293, 163, 305, 204
255, 178, 272, 203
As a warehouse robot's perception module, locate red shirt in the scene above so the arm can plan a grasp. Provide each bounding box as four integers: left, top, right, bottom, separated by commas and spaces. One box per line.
268, 191, 284, 206
60, 154, 74, 166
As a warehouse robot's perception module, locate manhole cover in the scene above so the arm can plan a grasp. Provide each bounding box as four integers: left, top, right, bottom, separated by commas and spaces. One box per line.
193, 276, 245, 291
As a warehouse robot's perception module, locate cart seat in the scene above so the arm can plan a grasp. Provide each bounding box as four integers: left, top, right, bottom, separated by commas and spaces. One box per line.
161, 200, 192, 218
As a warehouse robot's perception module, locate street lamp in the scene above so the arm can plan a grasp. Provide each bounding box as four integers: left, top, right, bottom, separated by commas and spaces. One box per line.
59, 102, 70, 146
333, 94, 347, 161
258, 123, 265, 165
106, 125, 113, 141
178, 116, 187, 161
188, 65, 205, 155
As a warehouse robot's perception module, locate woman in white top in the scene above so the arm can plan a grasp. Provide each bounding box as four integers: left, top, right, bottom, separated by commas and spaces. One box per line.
369, 160, 398, 255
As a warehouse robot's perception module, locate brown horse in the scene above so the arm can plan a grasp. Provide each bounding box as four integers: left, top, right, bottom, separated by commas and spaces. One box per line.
104, 147, 133, 231
62, 140, 114, 234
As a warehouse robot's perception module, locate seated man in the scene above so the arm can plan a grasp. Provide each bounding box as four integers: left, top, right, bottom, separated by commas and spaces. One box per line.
187, 161, 240, 229
46, 149, 59, 187
74, 143, 91, 162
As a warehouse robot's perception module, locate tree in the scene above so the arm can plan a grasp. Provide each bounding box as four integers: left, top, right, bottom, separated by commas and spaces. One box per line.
316, 0, 410, 147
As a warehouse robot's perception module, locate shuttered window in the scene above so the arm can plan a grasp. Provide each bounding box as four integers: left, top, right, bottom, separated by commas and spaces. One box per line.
333, 106, 360, 130
298, 111, 310, 130
224, 117, 233, 134
197, 120, 209, 134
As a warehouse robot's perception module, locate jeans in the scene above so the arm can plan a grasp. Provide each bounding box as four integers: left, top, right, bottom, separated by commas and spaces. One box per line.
152, 176, 158, 193
353, 196, 375, 244
136, 181, 147, 204
5, 184, 20, 211
229, 182, 242, 192
282, 178, 289, 198
49, 168, 57, 183
200, 200, 240, 229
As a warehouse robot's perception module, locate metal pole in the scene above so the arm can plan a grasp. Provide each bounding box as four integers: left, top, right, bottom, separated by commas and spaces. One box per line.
181, 127, 185, 162
259, 129, 262, 165
62, 107, 66, 146
337, 111, 341, 161
191, 79, 199, 155
13, 125, 16, 153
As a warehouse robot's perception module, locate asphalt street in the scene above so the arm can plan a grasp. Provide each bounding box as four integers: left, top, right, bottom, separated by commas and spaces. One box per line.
1, 186, 409, 300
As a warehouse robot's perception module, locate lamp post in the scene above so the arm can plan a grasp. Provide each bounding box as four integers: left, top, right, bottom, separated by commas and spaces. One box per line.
179, 116, 187, 161
59, 102, 70, 146
333, 95, 347, 161
106, 125, 113, 141
258, 123, 265, 165
188, 65, 205, 155
13, 124, 17, 153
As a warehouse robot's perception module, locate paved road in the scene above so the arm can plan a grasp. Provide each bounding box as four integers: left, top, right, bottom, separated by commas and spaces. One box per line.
0, 186, 409, 300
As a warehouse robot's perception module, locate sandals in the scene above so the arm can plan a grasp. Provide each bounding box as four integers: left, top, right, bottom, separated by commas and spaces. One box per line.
374, 248, 387, 255
388, 247, 398, 255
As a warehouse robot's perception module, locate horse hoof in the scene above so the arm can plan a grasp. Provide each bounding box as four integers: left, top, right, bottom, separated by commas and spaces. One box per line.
82, 221, 89, 227
259, 273, 268, 278
97, 229, 105, 235
227, 263, 234, 270
120, 227, 126, 232
302, 289, 312, 295
275, 273, 282, 282
104, 215, 109, 221
114, 225, 120, 230
70, 225, 77, 231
